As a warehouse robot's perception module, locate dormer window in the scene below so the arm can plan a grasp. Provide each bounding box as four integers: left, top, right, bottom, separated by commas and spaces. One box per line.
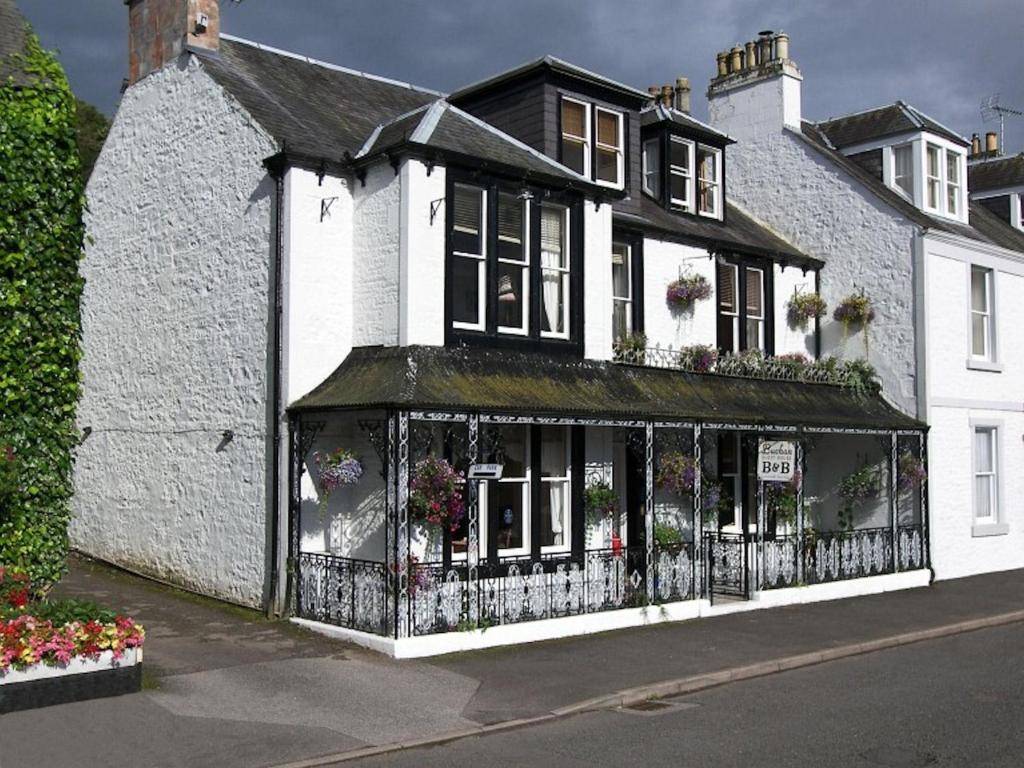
884, 137, 966, 222
946, 151, 961, 216
697, 145, 722, 217
923, 142, 965, 219
559, 96, 624, 188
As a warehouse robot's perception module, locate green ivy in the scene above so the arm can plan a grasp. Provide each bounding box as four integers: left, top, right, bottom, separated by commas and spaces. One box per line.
0, 31, 85, 590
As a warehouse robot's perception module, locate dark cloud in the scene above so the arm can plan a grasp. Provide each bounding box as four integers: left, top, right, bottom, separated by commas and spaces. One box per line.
16, 0, 1024, 152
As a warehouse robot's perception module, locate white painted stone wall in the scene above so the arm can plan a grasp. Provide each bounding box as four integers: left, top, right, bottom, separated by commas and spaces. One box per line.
281, 167, 353, 404
400, 160, 446, 347
709, 78, 920, 414
352, 163, 402, 347
73, 57, 279, 607
642, 239, 716, 351
773, 264, 818, 357
921, 233, 1024, 579
584, 203, 614, 360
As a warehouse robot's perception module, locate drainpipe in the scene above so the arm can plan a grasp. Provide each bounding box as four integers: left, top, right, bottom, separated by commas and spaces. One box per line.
265, 152, 287, 617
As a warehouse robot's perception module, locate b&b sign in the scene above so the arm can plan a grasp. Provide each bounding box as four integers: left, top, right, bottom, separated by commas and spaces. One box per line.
757, 440, 796, 482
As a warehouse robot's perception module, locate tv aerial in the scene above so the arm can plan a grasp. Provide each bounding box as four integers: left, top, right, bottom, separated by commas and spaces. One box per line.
981, 94, 1023, 153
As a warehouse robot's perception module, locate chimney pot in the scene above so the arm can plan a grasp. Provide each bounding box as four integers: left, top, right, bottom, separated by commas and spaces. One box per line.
758, 35, 774, 65
661, 84, 674, 106
774, 32, 790, 60
729, 45, 743, 74
985, 131, 999, 156
674, 76, 691, 113
971, 133, 981, 157
744, 41, 757, 70
716, 51, 729, 78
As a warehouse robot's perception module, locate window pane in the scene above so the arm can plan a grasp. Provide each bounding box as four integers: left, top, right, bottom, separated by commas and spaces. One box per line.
497, 263, 525, 330
542, 273, 566, 334
493, 425, 527, 477
561, 139, 586, 175
971, 267, 988, 312
894, 145, 914, 198
597, 110, 619, 146
643, 140, 661, 197
613, 300, 630, 341
927, 146, 940, 176
540, 480, 568, 548
596, 147, 618, 183
452, 184, 483, 253
717, 314, 736, 352
540, 206, 566, 267
946, 151, 959, 183
746, 318, 762, 349
698, 147, 718, 183
974, 476, 992, 520
493, 482, 526, 551
452, 256, 480, 324
540, 426, 568, 477
497, 193, 524, 253
975, 429, 994, 472
745, 268, 763, 317
718, 263, 737, 312
972, 314, 987, 357
562, 101, 586, 139
670, 172, 689, 205
670, 138, 690, 170
611, 243, 630, 298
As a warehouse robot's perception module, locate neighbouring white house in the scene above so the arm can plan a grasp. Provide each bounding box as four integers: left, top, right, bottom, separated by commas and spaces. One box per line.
75, 2, 931, 657
706, 31, 1024, 583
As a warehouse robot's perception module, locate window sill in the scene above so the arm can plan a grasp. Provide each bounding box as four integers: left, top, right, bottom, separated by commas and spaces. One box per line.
966, 359, 1003, 373
972, 522, 1009, 538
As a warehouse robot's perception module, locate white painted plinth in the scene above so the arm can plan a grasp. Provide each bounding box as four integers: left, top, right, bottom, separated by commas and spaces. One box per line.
0, 648, 141, 685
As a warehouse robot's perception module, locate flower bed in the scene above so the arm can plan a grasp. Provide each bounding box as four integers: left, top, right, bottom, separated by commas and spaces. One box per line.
0, 567, 145, 713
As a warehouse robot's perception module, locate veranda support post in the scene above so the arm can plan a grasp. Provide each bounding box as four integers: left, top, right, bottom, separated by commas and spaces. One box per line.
467, 413, 480, 626
693, 423, 703, 598
795, 440, 805, 585
644, 421, 654, 602
890, 431, 899, 572
920, 431, 930, 569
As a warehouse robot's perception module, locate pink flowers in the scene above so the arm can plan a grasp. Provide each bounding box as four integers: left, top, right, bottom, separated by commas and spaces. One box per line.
409, 457, 465, 532
666, 274, 713, 310
0, 613, 145, 674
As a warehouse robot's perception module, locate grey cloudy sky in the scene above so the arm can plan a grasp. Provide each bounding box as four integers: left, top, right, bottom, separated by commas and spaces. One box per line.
16, 0, 1024, 152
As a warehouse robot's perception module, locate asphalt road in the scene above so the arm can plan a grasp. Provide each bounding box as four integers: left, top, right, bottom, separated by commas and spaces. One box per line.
346, 622, 1024, 768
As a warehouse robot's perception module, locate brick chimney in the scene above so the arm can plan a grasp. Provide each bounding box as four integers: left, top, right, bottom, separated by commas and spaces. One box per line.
706, 30, 802, 138
126, 0, 220, 85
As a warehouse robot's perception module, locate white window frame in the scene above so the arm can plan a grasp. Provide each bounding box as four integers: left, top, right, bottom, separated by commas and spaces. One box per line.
642, 138, 661, 197
560, 96, 591, 179
697, 144, 722, 219
718, 262, 739, 353
611, 242, 633, 341
971, 421, 1007, 537
922, 140, 966, 221
540, 205, 571, 340
719, 433, 743, 534
594, 106, 625, 190
745, 266, 765, 352
968, 265, 996, 364
478, 434, 532, 559
540, 426, 572, 555
496, 192, 530, 336
669, 136, 694, 212
925, 143, 942, 212
945, 149, 961, 217
451, 184, 487, 332
891, 143, 915, 201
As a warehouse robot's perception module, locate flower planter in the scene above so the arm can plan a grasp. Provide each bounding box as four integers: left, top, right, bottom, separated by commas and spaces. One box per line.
0, 647, 142, 714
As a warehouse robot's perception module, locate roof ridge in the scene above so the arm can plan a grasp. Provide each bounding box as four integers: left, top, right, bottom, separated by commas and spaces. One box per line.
817, 102, 900, 126
900, 101, 968, 144
444, 104, 594, 184
219, 33, 445, 97
354, 102, 434, 158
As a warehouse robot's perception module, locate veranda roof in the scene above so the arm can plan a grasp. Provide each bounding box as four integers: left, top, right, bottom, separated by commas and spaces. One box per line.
290, 346, 923, 431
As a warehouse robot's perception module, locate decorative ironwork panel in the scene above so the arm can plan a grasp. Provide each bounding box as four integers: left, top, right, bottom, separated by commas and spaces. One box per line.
804, 527, 894, 584
653, 543, 695, 602
467, 414, 480, 625
296, 553, 387, 636
761, 536, 800, 590
704, 532, 747, 599
410, 563, 469, 636
396, 411, 410, 639
898, 525, 924, 571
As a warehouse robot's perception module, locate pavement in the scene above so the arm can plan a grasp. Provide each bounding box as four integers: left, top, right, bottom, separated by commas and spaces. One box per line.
0, 556, 1022, 768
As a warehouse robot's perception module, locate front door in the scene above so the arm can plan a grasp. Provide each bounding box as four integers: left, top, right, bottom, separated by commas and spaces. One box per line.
706, 432, 752, 601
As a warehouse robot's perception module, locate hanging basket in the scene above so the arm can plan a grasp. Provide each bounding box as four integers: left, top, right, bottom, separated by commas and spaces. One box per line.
666, 273, 712, 311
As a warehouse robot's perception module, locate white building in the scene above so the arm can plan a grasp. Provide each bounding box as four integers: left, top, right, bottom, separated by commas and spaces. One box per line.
706, 31, 1024, 583
75, 3, 930, 656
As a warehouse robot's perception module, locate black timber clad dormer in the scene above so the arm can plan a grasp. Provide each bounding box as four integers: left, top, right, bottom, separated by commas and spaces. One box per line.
450, 59, 647, 204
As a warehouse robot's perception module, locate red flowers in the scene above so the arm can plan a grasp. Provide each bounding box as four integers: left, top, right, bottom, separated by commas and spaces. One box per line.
0, 566, 30, 610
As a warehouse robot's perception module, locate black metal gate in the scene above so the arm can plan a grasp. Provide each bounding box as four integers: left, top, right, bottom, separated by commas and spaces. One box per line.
704, 531, 749, 603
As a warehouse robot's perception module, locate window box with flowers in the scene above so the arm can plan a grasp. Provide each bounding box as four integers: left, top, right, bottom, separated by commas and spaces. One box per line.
1, 567, 145, 713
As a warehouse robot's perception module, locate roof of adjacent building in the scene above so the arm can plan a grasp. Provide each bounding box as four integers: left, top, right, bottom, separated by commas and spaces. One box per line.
969, 153, 1024, 193
640, 103, 733, 144
449, 55, 651, 104
815, 101, 969, 149
0, 0, 31, 86
799, 121, 1024, 253
355, 99, 596, 188
614, 196, 816, 264
290, 346, 922, 430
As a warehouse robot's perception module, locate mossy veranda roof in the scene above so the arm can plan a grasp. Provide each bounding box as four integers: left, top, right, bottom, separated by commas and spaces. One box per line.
290, 346, 923, 431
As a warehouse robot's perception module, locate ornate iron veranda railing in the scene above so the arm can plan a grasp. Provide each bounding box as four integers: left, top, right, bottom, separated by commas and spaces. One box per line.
297, 552, 388, 635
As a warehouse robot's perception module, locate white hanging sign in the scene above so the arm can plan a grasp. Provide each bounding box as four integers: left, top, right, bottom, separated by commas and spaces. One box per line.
468, 463, 503, 480
757, 440, 796, 482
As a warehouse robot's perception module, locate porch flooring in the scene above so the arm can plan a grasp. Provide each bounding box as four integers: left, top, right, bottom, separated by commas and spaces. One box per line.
2, 556, 1022, 767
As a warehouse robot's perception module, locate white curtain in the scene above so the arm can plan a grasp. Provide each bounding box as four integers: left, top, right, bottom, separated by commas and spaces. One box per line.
549, 483, 563, 545
541, 251, 561, 333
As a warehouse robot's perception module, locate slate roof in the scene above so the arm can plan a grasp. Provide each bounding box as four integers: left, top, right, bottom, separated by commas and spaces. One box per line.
193, 35, 440, 159
449, 55, 650, 104
799, 121, 1024, 252
969, 154, 1024, 193
356, 99, 596, 188
640, 103, 733, 144
816, 101, 968, 149
614, 196, 816, 264
290, 346, 922, 431
0, 0, 31, 87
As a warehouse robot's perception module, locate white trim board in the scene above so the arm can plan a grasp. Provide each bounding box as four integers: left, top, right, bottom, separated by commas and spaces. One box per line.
293, 570, 931, 658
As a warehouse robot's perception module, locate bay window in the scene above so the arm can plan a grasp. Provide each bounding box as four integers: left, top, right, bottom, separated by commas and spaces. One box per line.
540, 204, 570, 338
560, 98, 590, 177
611, 242, 632, 341
497, 192, 529, 335
595, 107, 624, 188
970, 265, 994, 361
451, 184, 486, 330
697, 145, 721, 218
669, 136, 693, 211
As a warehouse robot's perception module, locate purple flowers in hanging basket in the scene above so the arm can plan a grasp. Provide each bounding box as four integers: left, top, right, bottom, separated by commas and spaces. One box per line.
833, 293, 875, 326
666, 273, 712, 310
409, 457, 466, 532
314, 448, 364, 494
786, 292, 828, 329
898, 453, 927, 493
656, 451, 698, 496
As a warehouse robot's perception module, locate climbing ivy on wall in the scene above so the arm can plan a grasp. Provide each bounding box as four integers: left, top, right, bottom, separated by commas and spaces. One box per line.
0, 31, 85, 589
